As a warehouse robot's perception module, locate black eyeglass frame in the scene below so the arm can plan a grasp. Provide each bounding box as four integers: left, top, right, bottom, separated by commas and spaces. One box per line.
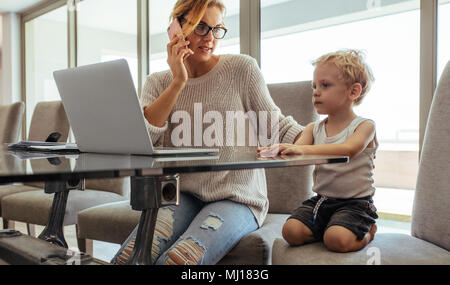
177, 17, 228, 39
193, 22, 228, 39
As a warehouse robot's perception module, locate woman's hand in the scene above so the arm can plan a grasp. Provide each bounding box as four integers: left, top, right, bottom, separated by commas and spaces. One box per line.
167, 33, 194, 85
257, 143, 305, 157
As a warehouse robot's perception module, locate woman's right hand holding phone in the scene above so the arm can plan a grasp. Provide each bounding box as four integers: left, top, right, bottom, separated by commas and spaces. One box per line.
144, 33, 193, 127
167, 33, 194, 86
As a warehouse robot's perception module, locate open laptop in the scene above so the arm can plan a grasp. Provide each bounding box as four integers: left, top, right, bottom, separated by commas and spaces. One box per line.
53, 59, 219, 156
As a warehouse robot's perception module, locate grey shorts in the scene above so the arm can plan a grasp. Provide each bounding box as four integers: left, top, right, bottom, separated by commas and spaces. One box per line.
288, 195, 378, 240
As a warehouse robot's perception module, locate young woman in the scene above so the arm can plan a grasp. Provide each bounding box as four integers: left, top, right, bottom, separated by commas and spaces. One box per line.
113, 0, 304, 265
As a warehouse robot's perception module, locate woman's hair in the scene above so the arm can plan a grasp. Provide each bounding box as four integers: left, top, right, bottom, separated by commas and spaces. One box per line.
312, 49, 375, 106
170, 0, 226, 37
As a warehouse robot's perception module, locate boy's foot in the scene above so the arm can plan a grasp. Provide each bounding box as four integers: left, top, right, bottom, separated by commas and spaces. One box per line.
369, 223, 377, 242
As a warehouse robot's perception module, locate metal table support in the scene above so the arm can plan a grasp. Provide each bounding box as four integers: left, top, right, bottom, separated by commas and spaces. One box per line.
126, 174, 179, 265
38, 179, 84, 248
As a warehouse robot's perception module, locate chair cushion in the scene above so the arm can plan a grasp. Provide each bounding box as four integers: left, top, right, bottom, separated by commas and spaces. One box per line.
413, 61, 450, 250
85, 177, 129, 197
272, 233, 450, 265
23, 178, 129, 197
2, 189, 126, 226
0, 101, 24, 143
217, 213, 289, 265
77, 201, 141, 244
268, 81, 317, 126
78, 206, 288, 265
265, 167, 314, 214
265, 81, 317, 213
0, 185, 41, 214
27, 101, 69, 142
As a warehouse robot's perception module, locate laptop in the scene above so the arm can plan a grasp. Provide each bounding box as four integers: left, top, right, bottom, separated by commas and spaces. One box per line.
53, 59, 219, 156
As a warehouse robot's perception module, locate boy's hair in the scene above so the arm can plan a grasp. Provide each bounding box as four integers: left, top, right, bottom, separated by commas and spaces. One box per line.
312, 49, 375, 106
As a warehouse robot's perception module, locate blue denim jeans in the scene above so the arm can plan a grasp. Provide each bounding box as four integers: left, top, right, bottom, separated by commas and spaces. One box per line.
112, 192, 258, 265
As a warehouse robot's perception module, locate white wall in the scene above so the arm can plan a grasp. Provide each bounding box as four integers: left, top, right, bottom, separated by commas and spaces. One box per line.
0, 13, 21, 106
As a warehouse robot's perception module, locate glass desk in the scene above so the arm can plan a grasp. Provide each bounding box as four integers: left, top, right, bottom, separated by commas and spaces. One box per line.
0, 145, 348, 264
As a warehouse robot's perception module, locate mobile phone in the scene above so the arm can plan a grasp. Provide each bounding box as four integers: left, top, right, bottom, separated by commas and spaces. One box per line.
168, 18, 182, 40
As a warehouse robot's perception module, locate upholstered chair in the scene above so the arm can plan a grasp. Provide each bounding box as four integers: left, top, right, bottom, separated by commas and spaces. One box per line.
76, 81, 318, 264
1, 101, 68, 230
0, 101, 24, 144
1, 101, 129, 249
272, 62, 450, 265
0, 101, 25, 228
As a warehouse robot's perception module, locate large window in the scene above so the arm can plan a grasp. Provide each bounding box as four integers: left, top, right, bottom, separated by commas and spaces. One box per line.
438, 0, 450, 81
149, 0, 240, 74
77, 0, 138, 88
24, 5, 68, 135
261, 0, 420, 195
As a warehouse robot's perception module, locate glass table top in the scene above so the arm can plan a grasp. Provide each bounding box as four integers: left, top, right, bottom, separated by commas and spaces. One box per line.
0, 145, 348, 184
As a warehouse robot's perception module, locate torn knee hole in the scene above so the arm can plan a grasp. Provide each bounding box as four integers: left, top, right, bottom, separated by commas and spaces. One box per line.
152, 207, 175, 261
115, 238, 136, 265
200, 214, 224, 231
116, 207, 175, 265
165, 238, 206, 265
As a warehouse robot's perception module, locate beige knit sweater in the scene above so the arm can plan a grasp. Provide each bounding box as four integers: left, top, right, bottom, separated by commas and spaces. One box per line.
140, 54, 304, 227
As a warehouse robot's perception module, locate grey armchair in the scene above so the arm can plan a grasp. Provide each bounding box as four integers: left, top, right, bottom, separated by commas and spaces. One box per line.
1, 101, 129, 250
1, 101, 68, 230
0, 101, 24, 144
271, 62, 450, 265
76, 81, 318, 264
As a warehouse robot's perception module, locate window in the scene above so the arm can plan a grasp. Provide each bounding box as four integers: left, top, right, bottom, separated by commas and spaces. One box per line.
24, 5, 68, 135
77, 0, 138, 88
261, 0, 421, 216
438, 0, 450, 81
149, 0, 240, 74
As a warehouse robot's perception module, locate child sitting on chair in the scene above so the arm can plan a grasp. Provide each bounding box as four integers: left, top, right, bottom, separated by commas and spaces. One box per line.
258, 49, 378, 253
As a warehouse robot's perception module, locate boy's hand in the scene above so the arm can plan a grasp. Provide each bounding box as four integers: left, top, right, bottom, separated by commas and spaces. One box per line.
257, 143, 305, 157
278, 144, 305, 155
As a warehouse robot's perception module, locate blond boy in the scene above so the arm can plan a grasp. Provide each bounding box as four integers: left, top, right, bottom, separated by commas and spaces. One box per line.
258, 49, 378, 252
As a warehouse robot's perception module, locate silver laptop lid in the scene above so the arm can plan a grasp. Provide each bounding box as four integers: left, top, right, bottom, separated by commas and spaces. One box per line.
54, 59, 154, 155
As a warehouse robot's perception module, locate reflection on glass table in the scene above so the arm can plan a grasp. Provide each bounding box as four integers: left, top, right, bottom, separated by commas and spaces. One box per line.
0, 145, 347, 264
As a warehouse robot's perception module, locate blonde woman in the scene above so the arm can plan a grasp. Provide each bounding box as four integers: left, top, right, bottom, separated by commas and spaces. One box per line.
113, 0, 303, 265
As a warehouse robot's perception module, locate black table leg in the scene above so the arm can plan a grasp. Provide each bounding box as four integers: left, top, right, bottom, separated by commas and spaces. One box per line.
126, 174, 179, 265
38, 179, 84, 248
126, 208, 158, 265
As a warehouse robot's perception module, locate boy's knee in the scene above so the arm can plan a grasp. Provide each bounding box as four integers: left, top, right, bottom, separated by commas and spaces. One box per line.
323, 226, 355, 253
282, 219, 313, 246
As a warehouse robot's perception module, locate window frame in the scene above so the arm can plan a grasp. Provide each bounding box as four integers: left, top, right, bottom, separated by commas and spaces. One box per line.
19, 0, 438, 153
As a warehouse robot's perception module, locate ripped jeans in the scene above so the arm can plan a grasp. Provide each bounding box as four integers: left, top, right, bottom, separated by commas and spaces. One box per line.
111, 192, 258, 265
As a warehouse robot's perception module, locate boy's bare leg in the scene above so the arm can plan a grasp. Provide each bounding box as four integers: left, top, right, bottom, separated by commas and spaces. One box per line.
282, 219, 316, 246
323, 223, 377, 253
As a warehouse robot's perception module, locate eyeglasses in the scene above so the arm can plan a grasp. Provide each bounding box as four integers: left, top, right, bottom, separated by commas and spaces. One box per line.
193, 23, 227, 39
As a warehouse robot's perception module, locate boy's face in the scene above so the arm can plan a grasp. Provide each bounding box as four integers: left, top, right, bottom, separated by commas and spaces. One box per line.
312, 63, 354, 115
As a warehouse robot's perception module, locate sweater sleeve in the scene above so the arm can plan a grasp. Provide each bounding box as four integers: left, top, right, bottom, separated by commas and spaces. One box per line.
245, 57, 304, 145
140, 74, 168, 147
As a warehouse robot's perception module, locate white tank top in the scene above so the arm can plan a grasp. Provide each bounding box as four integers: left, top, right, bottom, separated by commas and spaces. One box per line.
312, 116, 378, 198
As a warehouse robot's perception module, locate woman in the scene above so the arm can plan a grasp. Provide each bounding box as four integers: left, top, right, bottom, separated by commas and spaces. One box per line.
113, 0, 303, 265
